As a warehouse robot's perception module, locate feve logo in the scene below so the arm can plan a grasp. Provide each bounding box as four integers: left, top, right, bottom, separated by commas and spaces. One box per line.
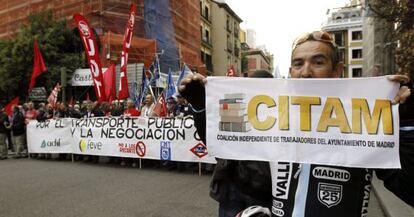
79, 139, 102, 152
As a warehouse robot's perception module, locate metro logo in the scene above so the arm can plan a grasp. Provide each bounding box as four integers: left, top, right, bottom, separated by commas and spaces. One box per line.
247, 96, 393, 135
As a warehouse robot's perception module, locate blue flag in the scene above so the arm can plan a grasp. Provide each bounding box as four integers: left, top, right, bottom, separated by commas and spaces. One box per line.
149, 58, 160, 86
166, 68, 176, 99
176, 63, 192, 87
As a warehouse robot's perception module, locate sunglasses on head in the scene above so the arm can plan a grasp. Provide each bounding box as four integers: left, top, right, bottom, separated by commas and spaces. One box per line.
292, 31, 335, 51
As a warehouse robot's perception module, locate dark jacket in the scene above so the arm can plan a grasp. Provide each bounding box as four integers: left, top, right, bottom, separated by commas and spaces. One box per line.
0, 111, 9, 134
12, 111, 25, 136
181, 80, 414, 217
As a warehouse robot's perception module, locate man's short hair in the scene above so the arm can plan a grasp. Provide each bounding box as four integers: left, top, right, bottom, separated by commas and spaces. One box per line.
292, 31, 340, 70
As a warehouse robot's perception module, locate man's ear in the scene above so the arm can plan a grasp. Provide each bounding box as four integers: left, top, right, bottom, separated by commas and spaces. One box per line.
333, 62, 344, 78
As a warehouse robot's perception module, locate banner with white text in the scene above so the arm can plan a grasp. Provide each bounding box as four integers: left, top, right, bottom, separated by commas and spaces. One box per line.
27, 117, 214, 164
206, 76, 400, 168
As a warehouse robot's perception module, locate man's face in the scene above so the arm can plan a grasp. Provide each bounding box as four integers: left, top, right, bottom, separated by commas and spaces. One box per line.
290, 41, 342, 78
144, 95, 153, 105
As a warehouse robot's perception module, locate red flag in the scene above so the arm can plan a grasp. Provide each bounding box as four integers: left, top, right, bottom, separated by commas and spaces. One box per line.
4, 97, 19, 117
103, 64, 116, 102
118, 3, 136, 99
153, 92, 168, 117
47, 83, 61, 108
73, 13, 106, 102
226, 65, 236, 77
28, 40, 47, 93
68, 96, 75, 106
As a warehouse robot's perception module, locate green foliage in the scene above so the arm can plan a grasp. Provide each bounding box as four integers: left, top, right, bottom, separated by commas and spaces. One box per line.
368, 0, 414, 79
0, 10, 83, 102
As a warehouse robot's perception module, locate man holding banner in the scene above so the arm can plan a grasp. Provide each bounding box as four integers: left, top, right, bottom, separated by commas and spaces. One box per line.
179, 30, 413, 217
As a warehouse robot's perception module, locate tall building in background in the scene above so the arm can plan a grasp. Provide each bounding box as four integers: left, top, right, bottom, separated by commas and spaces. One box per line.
200, 0, 214, 75
322, 1, 363, 78
211, 0, 242, 76
361, 0, 395, 77
246, 29, 256, 49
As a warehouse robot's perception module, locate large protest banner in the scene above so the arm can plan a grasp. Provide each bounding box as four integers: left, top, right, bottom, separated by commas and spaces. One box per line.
27, 117, 214, 164
206, 76, 400, 168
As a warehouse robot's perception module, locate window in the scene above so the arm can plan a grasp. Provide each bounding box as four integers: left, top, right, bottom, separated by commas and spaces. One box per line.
352, 68, 362, 77
204, 6, 209, 20
352, 49, 362, 59
352, 31, 362, 40
201, 51, 205, 62
205, 29, 210, 43
334, 32, 344, 46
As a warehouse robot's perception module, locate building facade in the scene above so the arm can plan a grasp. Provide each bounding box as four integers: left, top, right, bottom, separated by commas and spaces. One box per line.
211, 0, 242, 76
242, 49, 272, 77
361, 0, 395, 77
0, 0, 202, 74
322, 1, 363, 78
200, 0, 213, 75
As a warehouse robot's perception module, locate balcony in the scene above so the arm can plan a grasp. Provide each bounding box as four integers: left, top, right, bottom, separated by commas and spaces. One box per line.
322, 17, 362, 31
227, 42, 233, 52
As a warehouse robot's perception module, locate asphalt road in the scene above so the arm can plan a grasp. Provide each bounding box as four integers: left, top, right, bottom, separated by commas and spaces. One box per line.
0, 158, 386, 217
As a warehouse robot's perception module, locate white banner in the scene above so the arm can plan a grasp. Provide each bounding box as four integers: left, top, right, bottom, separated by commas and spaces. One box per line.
27, 117, 215, 164
206, 76, 400, 168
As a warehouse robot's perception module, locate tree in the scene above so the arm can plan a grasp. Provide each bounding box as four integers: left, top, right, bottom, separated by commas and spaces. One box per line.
0, 10, 84, 103
367, 0, 414, 80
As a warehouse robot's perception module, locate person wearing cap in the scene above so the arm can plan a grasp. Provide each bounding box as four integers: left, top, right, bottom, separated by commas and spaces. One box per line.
179, 30, 413, 217
0, 105, 10, 160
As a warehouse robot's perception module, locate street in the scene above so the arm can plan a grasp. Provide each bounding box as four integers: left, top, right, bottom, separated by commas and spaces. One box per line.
0, 158, 386, 217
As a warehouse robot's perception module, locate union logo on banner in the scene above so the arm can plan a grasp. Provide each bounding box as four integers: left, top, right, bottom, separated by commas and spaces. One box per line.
318, 182, 343, 208
190, 143, 208, 158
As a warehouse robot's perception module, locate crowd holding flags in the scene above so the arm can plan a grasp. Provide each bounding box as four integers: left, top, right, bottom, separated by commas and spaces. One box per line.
4, 2, 202, 116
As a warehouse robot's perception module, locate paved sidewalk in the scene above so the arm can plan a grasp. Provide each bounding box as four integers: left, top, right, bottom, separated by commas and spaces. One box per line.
372, 176, 414, 217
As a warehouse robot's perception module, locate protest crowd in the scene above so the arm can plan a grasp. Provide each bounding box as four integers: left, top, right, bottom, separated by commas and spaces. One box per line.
0, 94, 210, 172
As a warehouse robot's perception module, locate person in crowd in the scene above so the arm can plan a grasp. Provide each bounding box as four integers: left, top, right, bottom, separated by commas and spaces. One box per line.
124, 100, 140, 117
9, 105, 26, 158
119, 99, 141, 167
110, 101, 124, 117
178, 30, 413, 217
68, 104, 82, 118
55, 103, 69, 118
166, 96, 178, 117
141, 94, 155, 117
24, 101, 37, 124
174, 95, 193, 117
0, 105, 10, 160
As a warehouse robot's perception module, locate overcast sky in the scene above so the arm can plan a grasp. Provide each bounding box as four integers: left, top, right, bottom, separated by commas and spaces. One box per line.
224, 0, 351, 77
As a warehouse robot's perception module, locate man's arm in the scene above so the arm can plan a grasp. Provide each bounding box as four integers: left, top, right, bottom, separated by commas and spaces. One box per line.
178, 74, 207, 144
376, 85, 414, 207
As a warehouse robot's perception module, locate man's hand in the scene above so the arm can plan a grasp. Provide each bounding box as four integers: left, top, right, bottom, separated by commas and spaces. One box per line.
178, 74, 207, 110
388, 74, 411, 104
